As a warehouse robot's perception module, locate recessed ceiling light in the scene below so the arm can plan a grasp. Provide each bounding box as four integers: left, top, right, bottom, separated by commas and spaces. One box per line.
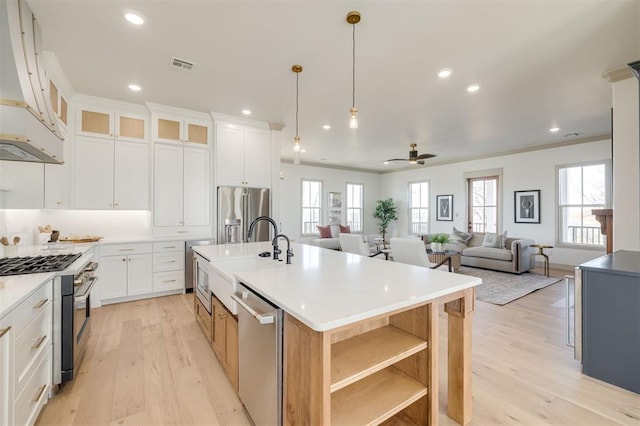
466, 84, 480, 93
242, 109, 251, 116
322, 124, 331, 130
549, 127, 560, 132
438, 68, 452, 78
128, 84, 141, 91
383, 161, 389, 165
301, 149, 306, 153
124, 11, 144, 25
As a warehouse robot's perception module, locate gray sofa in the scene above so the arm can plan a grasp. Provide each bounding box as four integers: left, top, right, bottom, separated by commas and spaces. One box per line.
423, 232, 536, 274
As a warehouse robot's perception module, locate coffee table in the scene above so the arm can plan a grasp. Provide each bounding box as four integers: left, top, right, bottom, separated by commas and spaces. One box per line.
427, 250, 462, 272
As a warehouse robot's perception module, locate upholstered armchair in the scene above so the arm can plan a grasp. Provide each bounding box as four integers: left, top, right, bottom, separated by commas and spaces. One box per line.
339, 234, 384, 258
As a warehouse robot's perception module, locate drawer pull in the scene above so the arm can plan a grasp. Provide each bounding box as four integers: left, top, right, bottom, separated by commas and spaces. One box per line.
31, 335, 47, 350
163, 260, 176, 263
33, 298, 48, 309
32, 384, 47, 403
163, 279, 177, 283
177, 231, 188, 234
162, 246, 177, 249
0, 326, 10, 338
119, 248, 135, 252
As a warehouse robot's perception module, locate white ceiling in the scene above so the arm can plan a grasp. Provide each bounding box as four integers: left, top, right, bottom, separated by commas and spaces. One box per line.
29, 0, 640, 172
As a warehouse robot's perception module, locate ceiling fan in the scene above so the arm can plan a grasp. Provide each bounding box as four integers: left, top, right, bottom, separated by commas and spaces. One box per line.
384, 143, 436, 165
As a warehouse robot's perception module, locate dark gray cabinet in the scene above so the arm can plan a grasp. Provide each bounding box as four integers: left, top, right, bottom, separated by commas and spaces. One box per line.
580, 250, 640, 394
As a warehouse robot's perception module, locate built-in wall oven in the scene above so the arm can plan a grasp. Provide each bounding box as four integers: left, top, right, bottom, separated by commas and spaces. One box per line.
194, 253, 211, 313
53, 256, 98, 386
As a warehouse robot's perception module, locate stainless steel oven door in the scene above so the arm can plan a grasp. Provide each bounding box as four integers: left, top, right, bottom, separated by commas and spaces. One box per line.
195, 254, 211, 313
73, 276, 96, 371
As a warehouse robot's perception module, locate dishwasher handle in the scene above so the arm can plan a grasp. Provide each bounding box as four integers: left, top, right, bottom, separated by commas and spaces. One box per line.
232, 292, 274, 325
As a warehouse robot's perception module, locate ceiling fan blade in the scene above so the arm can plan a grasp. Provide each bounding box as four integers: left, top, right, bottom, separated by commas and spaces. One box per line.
385, 158, 409, 162
415, 153, 437, 160
417, 160, 425, 165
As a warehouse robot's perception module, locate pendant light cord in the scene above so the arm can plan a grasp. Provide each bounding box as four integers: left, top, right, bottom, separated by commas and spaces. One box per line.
295, 72, 299, 137
352, 23, 356, 108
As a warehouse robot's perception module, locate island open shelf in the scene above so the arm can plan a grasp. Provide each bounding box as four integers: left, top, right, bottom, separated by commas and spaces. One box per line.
331, 366, 427, 425
284, 287, 475, 425
331, 325, 428, 392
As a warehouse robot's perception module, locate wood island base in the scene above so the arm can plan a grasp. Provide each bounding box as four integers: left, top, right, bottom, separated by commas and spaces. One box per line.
284, 287, 475, 425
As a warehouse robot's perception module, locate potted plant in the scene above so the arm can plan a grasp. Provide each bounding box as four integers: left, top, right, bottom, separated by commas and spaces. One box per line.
430, 234, 449, 253
373, 198, 398, 244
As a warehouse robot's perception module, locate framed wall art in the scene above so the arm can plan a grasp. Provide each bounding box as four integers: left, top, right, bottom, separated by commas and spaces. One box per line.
436, 194, 453, 221
514, 190, 540, 223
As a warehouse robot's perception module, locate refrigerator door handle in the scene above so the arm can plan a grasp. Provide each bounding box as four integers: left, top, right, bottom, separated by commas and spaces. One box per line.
242, 190, 249, 242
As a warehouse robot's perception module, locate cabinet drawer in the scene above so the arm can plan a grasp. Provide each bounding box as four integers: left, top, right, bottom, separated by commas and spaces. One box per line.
13, 348, 50, 426
14, 307, 50, 394
153, 252, 184, 272
100, 243, 152, 256
13, 281, 52, 336
153, 270, 184, 292
153, 241, 185, 253
195, 297, 212, 343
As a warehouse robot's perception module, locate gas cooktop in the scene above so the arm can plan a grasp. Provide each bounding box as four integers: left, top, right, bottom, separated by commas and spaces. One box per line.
0, 253, 82, 276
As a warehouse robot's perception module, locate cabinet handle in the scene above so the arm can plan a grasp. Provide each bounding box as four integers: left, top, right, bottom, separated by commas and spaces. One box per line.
31, 335, 47, 350
162, 246, 177, 249
0, 327, 10, 338
163, 260, 176, 264
33, 299, 48, 309
119, 248, 135, 252
32, 384, 47, 403
114, 203, 119, 207
122, 258, 126, 262
163, 279, 177, 283
177, 231, 188, 234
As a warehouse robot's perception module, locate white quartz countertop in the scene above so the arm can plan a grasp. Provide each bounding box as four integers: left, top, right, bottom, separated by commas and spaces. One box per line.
0, 272, 54, 319
194, 242, 481, 332
1, 242, 96, 259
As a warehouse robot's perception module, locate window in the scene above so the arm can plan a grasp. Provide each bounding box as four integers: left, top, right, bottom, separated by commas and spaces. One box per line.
301, 179, 322, 235
468, 176, 498, 233
409, 181, 430, 234
345, 183, 364, 233
558, 162, 609, 247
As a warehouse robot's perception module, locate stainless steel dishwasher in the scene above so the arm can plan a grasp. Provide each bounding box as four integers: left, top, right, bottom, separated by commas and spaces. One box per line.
232, 283, 283, 426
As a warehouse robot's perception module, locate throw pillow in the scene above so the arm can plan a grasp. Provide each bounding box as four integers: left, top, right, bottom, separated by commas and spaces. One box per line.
449, 227, 473, 244
482, 230, 508, 248
339, 225, 351, 233
317, 225, 332, 238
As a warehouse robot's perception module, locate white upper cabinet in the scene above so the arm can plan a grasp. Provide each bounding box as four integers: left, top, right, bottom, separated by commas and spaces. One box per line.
76, 106, 147, 142
215, 120, 271, 188
73, 99, 150, 210
152, 114, 209, 145
0, 161, 44, 209
74, 136, 149, 210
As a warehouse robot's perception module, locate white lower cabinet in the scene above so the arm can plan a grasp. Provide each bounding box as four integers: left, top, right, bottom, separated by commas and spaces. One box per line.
0, 315, 13, 426
100, 241, 185, 304
100, 244, 153, 301
0, 279, 52, 426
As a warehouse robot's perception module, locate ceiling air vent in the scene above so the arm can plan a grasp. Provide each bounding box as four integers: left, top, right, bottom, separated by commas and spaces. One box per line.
170, 57, 195, 71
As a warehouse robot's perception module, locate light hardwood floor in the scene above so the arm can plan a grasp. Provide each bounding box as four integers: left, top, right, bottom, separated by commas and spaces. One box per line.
37, 272, 640, 425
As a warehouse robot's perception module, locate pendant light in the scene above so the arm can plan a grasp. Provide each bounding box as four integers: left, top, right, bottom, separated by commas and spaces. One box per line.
292, 64, 303, 165
346, 11, 361, 146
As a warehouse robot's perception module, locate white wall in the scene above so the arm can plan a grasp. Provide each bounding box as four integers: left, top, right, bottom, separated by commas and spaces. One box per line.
279, 163, 382, 242
380, 140, 613, 268
612, 76, 640, 251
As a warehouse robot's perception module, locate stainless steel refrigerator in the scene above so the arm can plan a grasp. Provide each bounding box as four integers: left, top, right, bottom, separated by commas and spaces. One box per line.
217, 186, 271, 244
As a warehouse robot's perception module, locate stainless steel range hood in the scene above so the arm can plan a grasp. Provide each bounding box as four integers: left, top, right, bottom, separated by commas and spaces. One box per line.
0, 0, 63, 164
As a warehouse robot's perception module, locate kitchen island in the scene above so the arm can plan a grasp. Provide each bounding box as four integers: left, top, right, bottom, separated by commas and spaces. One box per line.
195, 242, 481, 425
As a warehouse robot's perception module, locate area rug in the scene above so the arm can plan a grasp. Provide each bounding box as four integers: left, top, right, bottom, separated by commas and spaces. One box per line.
455, 266, 562, 305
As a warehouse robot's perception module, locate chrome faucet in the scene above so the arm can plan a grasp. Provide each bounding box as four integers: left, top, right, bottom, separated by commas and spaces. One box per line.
247, 216, 279, 242
272, 234, 294, 264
